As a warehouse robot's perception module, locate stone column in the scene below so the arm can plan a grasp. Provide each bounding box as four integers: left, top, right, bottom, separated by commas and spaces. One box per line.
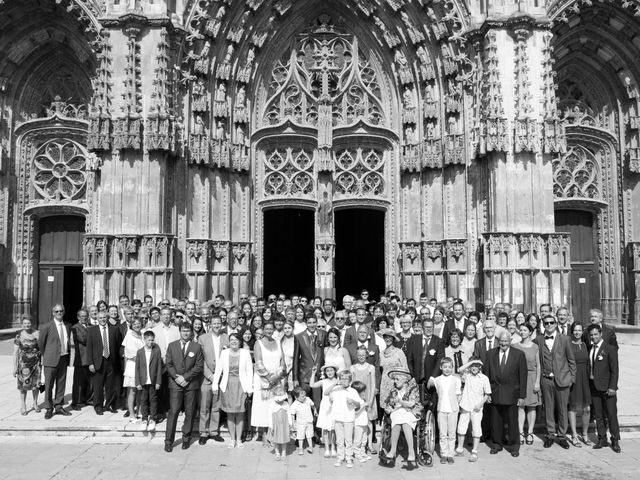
315, 243, 335, 300
468, 1, 567, 310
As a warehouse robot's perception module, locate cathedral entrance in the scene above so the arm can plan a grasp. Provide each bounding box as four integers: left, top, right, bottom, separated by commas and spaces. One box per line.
334, 209, 385, 304
263, 208, 315, 297
555, 210, 600, 323
37, 216, 85, 325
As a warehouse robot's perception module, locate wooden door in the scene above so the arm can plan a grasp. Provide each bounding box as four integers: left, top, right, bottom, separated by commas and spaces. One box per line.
555, 210, 600, 324
38, 266, 64, 325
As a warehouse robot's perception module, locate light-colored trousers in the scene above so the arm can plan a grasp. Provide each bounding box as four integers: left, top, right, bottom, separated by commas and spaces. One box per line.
334, 420, 355, 461
437, 411, 458, 457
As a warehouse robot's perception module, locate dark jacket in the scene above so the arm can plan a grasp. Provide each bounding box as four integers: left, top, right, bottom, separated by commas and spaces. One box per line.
590, 342, 619, 392
165, 339, 204, 390
86, 324, 122, 371
71, 322, 90, 366
134, 344, 163, 387
293, 330, 327, 384
473, 336, 498, 369
38, 320, 72, 367
485, 347, 527, 405
406, 334, 445, 383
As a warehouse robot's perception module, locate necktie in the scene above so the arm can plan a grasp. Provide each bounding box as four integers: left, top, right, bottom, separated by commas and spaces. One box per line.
591, 345, 597, 378
560, 326, 565, 335
311, 334, 317, 355
182, 341, 187, 357
500, 351, 506, 370
102, 327, 109, 358
58, 322, 66, 356
488, 339, 493, 350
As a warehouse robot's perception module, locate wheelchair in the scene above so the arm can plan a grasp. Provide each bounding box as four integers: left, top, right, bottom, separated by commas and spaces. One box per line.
378, 384, 436, 467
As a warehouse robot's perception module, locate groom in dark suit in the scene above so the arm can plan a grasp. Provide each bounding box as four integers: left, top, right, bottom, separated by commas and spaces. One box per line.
293, 316, 326, 405
485, 331, 527, 457
164, 322, 204, 452
406, 318, 445, 384
87, 311, 123, 414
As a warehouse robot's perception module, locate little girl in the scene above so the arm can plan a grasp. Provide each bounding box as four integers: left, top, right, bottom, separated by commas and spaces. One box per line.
311, 363, 339, 457
350, 346, 378, 454
269, 384, 290, 460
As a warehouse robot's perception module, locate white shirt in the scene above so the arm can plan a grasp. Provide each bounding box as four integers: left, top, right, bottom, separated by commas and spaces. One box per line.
293, 321, 307, 335
433, 374, 461, 413
211, 333, 222, 364
499, 348, 510, 366
590, 340, 603, 379
143, 347, 153, 385
54, 319, 68, 356
485, 336, 496, 350
454, 317, 466, 332
544, 332, 556, 351
330, 387, 362, 423
422, 335, 432, 347
289, 397, 314, 425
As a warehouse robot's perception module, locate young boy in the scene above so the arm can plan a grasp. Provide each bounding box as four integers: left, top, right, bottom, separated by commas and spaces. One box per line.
135, 330, 163, 432
455, 356, 491, 462
428, 357, 462, 465
328, 370, 362, 468
289, 386, 316, 455
350, 380, 371, 463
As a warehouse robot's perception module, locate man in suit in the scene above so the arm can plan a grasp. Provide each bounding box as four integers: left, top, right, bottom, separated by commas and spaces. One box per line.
588, 323, 621, 453
346, 325, 381, 386
406, 318, 445, 384
343, 307, 373, 347
556, 307, 571, 336
87, 311, 122, 414
152, 307, 180, 416
536, 314, 576, 449
329, 311, 348, 345
198, 314, 229, 445
442, 301, 471, 345
584, 308, 618, 351
38, 304, 73, 419
485, 331, 527, 457
473, 319, 499, 441
71, 308, 92, 410
164, 322, 204, 452
293, 317, 326, 397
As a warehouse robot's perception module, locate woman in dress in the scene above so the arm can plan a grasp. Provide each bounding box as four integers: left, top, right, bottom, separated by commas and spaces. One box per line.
568, 322, 592, 447
432, 306, 447, 339
293, 305, 307, 334
251, 321, 286, 445
280, 321, 295, 396
323, 327, 351, 372
213, 333, 254, 448
351, 345, 378, 454
526, 313, 540, 341
96, 300, 108, 312
122, 317, 145, 421
373, 317, 389, 354
311, 363, 339, 457
13, 315, 41, 415
378, 328, 408, 410
467, 311, 483, 339
513, 323, 541, 445
507, 318, 522, 344
460, 323, 477, 362
192, 318, 205, 339
444, 329, 467, 374
380, 368, 422, 470
395, 315, 413, 357
514, 310, 527, 327
240, 301, 254, 327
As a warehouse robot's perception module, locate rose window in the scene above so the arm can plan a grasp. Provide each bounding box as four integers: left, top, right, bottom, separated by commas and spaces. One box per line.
33, 140, 87, 200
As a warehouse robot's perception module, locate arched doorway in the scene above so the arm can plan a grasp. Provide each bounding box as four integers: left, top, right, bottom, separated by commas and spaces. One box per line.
555, 210, 600, 323
37, 216, 85, 325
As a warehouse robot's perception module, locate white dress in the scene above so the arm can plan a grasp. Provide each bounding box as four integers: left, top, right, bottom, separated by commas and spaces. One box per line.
121, 331, 144, 387
280, 335, 295, 392
250, 339, 283, 428
324, 346, 348, 372
316, 378, 338, 430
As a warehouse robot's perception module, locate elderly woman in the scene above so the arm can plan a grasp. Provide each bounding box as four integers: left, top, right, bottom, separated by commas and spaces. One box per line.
378, 328, 408, 410
395, 315, 414, 357
13, 315, 41, 415
380, 367, 422, 470
213, 332, 254, 448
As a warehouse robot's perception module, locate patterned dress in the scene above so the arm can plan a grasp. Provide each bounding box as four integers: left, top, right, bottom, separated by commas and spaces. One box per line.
379, 346, 408, 409
14, 330, 41, 392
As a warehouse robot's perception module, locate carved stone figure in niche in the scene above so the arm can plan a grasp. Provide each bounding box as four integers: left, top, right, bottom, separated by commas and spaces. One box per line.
394, 50, 412, 85
191, 77, 210, 112
234, 86, 248, 123
194, 41, 211, 74
317, 191, 333, 233
252, 17, 274, 48
402, 87, 417, 124
237, 47, 255, 83
234, 125, 248, 146
416, 45, 436, 81
400, 11, 424, 44
373, 16, 399, 48
205, 6, 226, 38
405, 126, 417, 145
215, 121, 227, 140
445, 79, 462, 113
193, 114, 206, 135
214, 83, 228, 117
424, 83, 439, 119
216, 44, 234, 80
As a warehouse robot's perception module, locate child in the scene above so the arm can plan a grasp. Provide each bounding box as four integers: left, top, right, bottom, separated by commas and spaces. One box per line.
134, 330, 163, 432
350, 380, 371, 463
269, 384, 290, 460
289, 386, 316, 455
327, 370, 362, 468
428, 357, 462, 465
350, 346, 378, 455
455, 357, 491, 462
311, 363, 339, 457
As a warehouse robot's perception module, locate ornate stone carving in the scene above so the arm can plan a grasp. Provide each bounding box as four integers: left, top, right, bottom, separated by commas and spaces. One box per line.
547, 234, 571, 255
486, 234, 516, 255
316, 243, 335, 263
416, 45, 436, 82
553, 145, 601, 200
541, 31, 566, 153
112, 116, 142, 150
518, 234, 544, 254
263, 147, 315, 197
32, 139, 87, 201
445, 240, 466, 260
401, 242, 422, 264
186, 239, 210, 260
88, 31, 112, 151
424, 241, 443, 261
204, 6, 226, 39
334, 148, 385, 197
479, 31, 509, 154
232, 242, 250, 262
373, 16, 400, 48
216, 44, 234, 80
213, 83, 229, 117
211, 241, 229, 261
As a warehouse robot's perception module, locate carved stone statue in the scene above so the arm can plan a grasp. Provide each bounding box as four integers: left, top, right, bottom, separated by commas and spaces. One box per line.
317, 191, 333, 233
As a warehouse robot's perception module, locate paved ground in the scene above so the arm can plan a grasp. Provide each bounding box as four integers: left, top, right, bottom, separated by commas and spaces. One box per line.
0, 338, 638, 479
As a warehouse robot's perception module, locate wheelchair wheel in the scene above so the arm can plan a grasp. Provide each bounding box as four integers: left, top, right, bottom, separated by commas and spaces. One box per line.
378, 415, 392, 462
417, 409, 435, 467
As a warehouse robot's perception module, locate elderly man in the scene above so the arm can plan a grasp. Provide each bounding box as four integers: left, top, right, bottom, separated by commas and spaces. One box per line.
39, 304, 72, 418
343, 307, 373, 347
87, 311, 122, 415
485, 331, 527, 457
71, 308, 92, 410
536, 315, 576, 449
584, 308, 618, 351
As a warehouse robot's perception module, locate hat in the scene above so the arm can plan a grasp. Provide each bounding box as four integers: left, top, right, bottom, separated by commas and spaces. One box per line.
459, 357, 483, 371
379, 328, 398, 340
321, 363, 340, 375
387, 367, 412, 379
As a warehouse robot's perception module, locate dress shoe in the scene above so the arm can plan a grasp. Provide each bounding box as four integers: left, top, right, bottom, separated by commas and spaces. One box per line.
44, 409, 53, 420
123, 411, 130, 418
511, 451, 520, 457
210, 434, 224, 443
182, 439, 190, 450
557, 437, 570, 450
55, 408, 71, 416
71, 405, 82, 411
593, 439, 609, 449
109, 406, 118, 413
198, 436, 208, 445
611, 439, 621, 453
489, 448, 500, 454
164, 443, 173, 453
543, 436, 554, 448
94, 407, 104, 415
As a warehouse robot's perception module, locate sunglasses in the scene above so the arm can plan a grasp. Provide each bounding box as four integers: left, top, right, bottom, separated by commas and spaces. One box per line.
160, 303, 170, 306
544, 321, 556, 326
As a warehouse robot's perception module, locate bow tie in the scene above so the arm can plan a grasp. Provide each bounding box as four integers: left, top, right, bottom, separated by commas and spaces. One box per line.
545, 335, 554, 340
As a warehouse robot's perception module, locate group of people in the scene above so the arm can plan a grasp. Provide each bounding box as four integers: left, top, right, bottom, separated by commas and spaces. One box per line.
13, 290, 622, 467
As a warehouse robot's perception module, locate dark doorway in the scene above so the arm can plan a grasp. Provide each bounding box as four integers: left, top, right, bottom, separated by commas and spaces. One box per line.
555, 210, 600, 324
335, 209, 385, 304
263, 209, 315, 298
38, 216, 85, 325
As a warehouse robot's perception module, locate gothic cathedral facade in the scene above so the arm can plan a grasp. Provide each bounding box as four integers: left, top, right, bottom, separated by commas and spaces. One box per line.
1, 0, 639, 327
